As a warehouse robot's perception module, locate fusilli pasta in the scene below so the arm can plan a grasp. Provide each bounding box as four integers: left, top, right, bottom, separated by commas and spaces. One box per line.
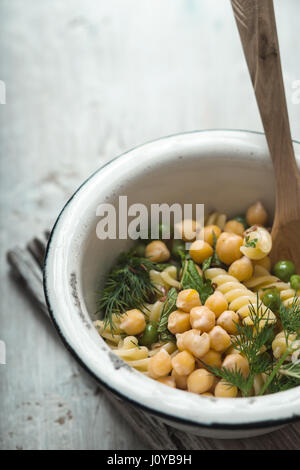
205, 212, 227, 230
150, 265, 181, 290
272, 331, 297, 359
245, 265, 300, 307
205, 267, 277, 325
95, 320, 177, 373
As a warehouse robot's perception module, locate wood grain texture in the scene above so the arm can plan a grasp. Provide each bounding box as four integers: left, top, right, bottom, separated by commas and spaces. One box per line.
1, 0, 300, 450
231, 0, 300, 266
6, 235, 300, 450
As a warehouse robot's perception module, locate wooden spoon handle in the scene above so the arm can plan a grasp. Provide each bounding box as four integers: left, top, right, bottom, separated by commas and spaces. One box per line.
231, 0, 300, 222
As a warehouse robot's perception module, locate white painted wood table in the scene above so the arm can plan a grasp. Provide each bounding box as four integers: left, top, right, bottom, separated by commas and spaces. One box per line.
0, 0, 300, 450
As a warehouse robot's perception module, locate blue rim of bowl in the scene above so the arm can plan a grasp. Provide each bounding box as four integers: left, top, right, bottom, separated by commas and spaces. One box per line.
43, 129, 300, 431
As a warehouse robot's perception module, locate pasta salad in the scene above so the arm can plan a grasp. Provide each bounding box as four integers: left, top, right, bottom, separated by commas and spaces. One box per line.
95, 202, 300, 397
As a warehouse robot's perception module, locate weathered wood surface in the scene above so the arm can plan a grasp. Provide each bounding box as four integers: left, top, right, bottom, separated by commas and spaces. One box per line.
1, 0, 300, 450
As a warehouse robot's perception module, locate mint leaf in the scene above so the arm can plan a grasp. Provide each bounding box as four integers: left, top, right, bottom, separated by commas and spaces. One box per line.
181, 258, 213, 303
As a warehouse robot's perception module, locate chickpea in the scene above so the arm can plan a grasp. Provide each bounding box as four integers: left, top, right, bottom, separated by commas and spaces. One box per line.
171, 369, 188, 390
176, 328, 201, 351
203, 225, 222, 246
246, 201, 268, 227
189, 240, 213, 264
253, 256, 271, 271
201, 392, 214, 397
222, 353, 250, 378
168, 310, 191, 334
174, 219, 198, 242
205, 291, 228, 318
214, 379, 238, 398
210, 375, 218, 393
145, 240, 170, 262
176, 332, 186, 351
148, 349, 172, 379
216, 232, 243, 265
217, 310, 239, 335
156, 376, 176, 388
224, 220, 245, 237
176, 289, 201, 312
120, 309, 146, 335
209, 326, 231, 352
199, 350, 222, 369
178, 329, 210, 358
190, 306, 215, 332
187, 369, 214, 394
172, 351, 195, 376
228, 256, 253, 282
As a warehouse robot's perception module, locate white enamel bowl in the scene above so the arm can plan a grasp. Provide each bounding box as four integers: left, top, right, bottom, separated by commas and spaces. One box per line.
44, 130, 300, 439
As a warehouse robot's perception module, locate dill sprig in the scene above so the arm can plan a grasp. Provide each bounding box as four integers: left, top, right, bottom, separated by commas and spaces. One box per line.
266, 373, 300, 394
203, 363, 249, 395
261, 354, 300, 395
157, 288, 177, 343
200, 296, 275, 396
258, 296, 300, 395
278, 296, 300, 345
202, 231, 223, 274
232, 300, 275, 375
279, 360, 300, 380
97, 251, 161, 331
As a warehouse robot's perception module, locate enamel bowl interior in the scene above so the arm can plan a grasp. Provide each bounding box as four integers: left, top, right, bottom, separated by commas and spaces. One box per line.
44, 130, 300, 438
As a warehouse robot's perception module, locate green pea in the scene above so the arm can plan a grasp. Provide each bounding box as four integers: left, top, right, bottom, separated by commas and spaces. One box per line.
272, 260, 296, 282
172, 239, 186, 260
262, 288, 281, 312
233, 215, 248, 229
139, 321, 159, 346
134, 243, 146, 257
290, 274, 300, 291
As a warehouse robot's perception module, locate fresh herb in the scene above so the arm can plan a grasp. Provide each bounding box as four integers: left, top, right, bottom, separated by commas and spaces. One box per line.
202, 364, 249, 395
157, 288, 178, 343
97, 251, 161, 331
259, 297, 300, 394
200, 296, 275, 396
279, 360, 300, 380
155, 263, 174, 271
278, 297, 300, 345
202, 257, 212, 274
260, 348, 299, 395
266, 372, 300, 394
181, 256, 214, 303
202, 231, 223, 276
245, 236, 258, 248
267, 359, 300, 392
232, 303, 275, 373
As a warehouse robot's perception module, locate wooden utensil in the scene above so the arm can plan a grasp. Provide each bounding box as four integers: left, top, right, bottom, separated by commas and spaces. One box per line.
231, 0, 300, 270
